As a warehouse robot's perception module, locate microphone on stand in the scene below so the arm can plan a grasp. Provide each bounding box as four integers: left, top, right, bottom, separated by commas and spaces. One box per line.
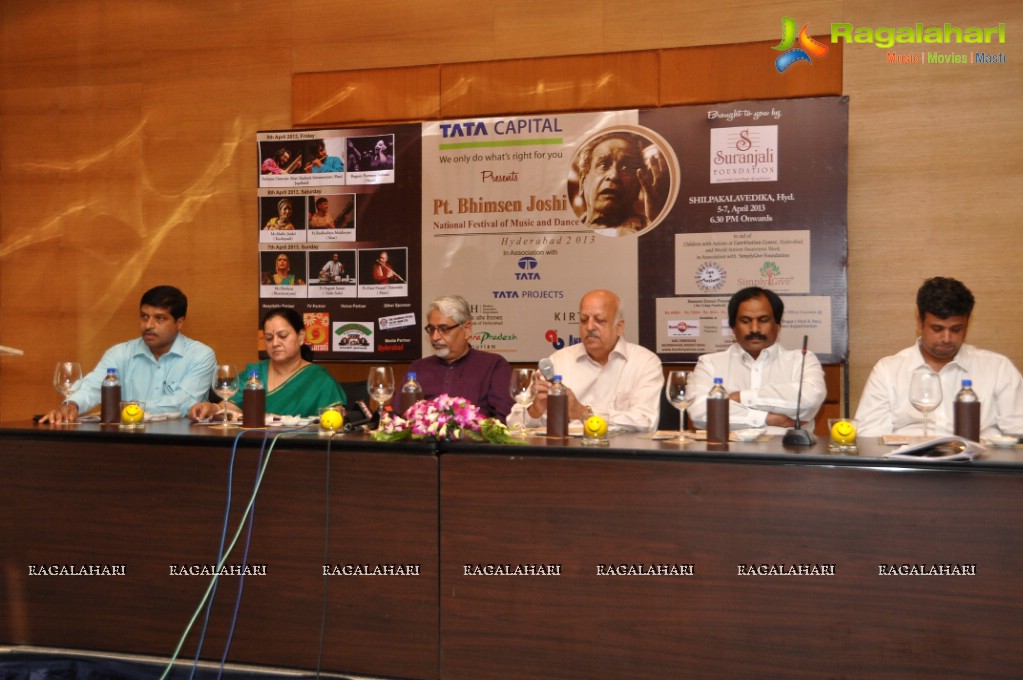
782, 335, 817, 446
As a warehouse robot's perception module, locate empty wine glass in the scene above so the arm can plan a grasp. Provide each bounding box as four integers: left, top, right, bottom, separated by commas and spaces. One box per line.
664, 370, 693, 443
508, 368, 535, 435
211, 364, 240, 428
909, 370, 943, 439
367, 366, 395, 424
53, 361, 83, 425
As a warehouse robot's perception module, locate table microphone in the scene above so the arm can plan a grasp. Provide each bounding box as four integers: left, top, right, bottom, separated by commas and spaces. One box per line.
538, 358, 555, 381
782, 335, 817, 446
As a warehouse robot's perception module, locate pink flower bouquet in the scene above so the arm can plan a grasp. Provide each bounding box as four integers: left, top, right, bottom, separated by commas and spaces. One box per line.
371, 393, 521, 444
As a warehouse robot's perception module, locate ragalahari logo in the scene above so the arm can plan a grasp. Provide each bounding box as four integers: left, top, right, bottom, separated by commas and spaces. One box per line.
772, 17, 830, 72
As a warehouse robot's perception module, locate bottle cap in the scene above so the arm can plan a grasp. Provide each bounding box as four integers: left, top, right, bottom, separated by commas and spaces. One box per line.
962, 379, 972, 386
714, 377, 723, 384
408, 372, 417, 379
553, 375, 563, 382
106, 368, 117, 373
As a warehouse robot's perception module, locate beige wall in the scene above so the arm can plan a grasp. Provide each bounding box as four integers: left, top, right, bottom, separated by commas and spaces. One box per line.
0, 0, 1020, 420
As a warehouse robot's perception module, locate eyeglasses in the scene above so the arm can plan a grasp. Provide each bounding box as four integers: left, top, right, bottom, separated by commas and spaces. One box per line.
424, 322, 464, 335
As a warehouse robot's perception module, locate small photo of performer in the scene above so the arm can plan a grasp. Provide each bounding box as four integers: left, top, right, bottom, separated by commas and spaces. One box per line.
314, 251, 356, 284
362, 248, 407, 285
260, 197, 307, 231
302, 138, 344, 174
260, 144, 302, 175
346, 134, 395, 172
308, 194, 355, 229
260, 251, 307, 286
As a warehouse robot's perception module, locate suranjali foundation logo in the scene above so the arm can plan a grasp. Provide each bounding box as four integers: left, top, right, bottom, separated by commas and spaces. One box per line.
709, 126, 778, 184
772, 17, 830, 72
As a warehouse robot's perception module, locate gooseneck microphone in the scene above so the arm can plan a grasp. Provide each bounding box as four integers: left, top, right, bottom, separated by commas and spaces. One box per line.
782, 335, 818, 446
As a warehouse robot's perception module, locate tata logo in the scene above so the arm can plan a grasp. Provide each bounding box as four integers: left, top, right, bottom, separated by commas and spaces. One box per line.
439, 121, 489, 138
517, 257, 538, 270
515, 256, 540, 280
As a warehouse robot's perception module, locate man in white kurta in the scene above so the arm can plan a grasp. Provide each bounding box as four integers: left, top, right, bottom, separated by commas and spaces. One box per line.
688, 287, 826, 435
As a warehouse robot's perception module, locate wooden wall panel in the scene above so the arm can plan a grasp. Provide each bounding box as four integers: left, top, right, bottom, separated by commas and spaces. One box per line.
659, 39, 843, 104
293, 41, 839, 127
294, 65, 442, 127
440, 52, 660, 118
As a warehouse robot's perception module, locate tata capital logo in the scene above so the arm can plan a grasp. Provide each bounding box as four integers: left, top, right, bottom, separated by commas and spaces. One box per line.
516, 256, 540, 280
772, 17, 830, 72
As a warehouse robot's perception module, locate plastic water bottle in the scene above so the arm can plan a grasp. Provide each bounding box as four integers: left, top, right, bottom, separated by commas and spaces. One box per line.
546, 375, 568, 438
242, 370, 266, 428
706, 377, 730, 445
953, 379, 980, 442
101, 368, 121, 424
399, 372, 424, 416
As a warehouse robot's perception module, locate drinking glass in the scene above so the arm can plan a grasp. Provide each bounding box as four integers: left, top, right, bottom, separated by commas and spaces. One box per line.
508, 368, 535, 435
909, 370, 943, 438
664, 370, 693, 443
211, 364, 240, 428
53, 361, 83, 425
366, 366, 395, 423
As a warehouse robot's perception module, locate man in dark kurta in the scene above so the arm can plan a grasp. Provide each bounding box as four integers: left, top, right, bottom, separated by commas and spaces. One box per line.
407, 295, 514, 421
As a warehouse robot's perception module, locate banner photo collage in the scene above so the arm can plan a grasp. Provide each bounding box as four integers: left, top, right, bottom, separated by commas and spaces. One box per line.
258, 96, 847, 364
257, 126, 423, 360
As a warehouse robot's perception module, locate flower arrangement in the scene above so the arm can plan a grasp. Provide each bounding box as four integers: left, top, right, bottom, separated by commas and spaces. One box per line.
371, 393, 522, 444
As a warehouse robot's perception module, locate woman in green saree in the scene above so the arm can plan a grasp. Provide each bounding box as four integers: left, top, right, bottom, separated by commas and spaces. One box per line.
189, 308, 345, 420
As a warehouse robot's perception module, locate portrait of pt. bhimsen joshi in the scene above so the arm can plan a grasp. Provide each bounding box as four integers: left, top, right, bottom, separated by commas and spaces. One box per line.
569, 129, 674, 236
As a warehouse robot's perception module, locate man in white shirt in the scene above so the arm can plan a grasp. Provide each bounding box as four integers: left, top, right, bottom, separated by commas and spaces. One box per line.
688, 287, 826, 435
514, 289, 663, 432
855, 277, 1023, 438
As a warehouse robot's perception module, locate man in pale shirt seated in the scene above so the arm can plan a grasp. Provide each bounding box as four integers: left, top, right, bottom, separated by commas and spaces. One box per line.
512, 289, 663, 432
39, 285, 217, 424
688, 287, 826, 435
855, 276, 1023, 438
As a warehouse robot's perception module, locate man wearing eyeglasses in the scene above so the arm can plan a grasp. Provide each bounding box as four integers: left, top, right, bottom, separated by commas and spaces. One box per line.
407, 295, 514, 421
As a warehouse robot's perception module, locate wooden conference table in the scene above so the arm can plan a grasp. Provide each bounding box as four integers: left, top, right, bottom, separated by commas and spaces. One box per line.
1, 419, 1021, 679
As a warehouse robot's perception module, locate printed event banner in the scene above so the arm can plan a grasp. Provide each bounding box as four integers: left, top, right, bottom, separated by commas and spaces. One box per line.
422, 97, 848, 363
256, 96, 847, 364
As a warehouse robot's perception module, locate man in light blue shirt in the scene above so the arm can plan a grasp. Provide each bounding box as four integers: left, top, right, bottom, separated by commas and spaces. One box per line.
40, 286, 216, 424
